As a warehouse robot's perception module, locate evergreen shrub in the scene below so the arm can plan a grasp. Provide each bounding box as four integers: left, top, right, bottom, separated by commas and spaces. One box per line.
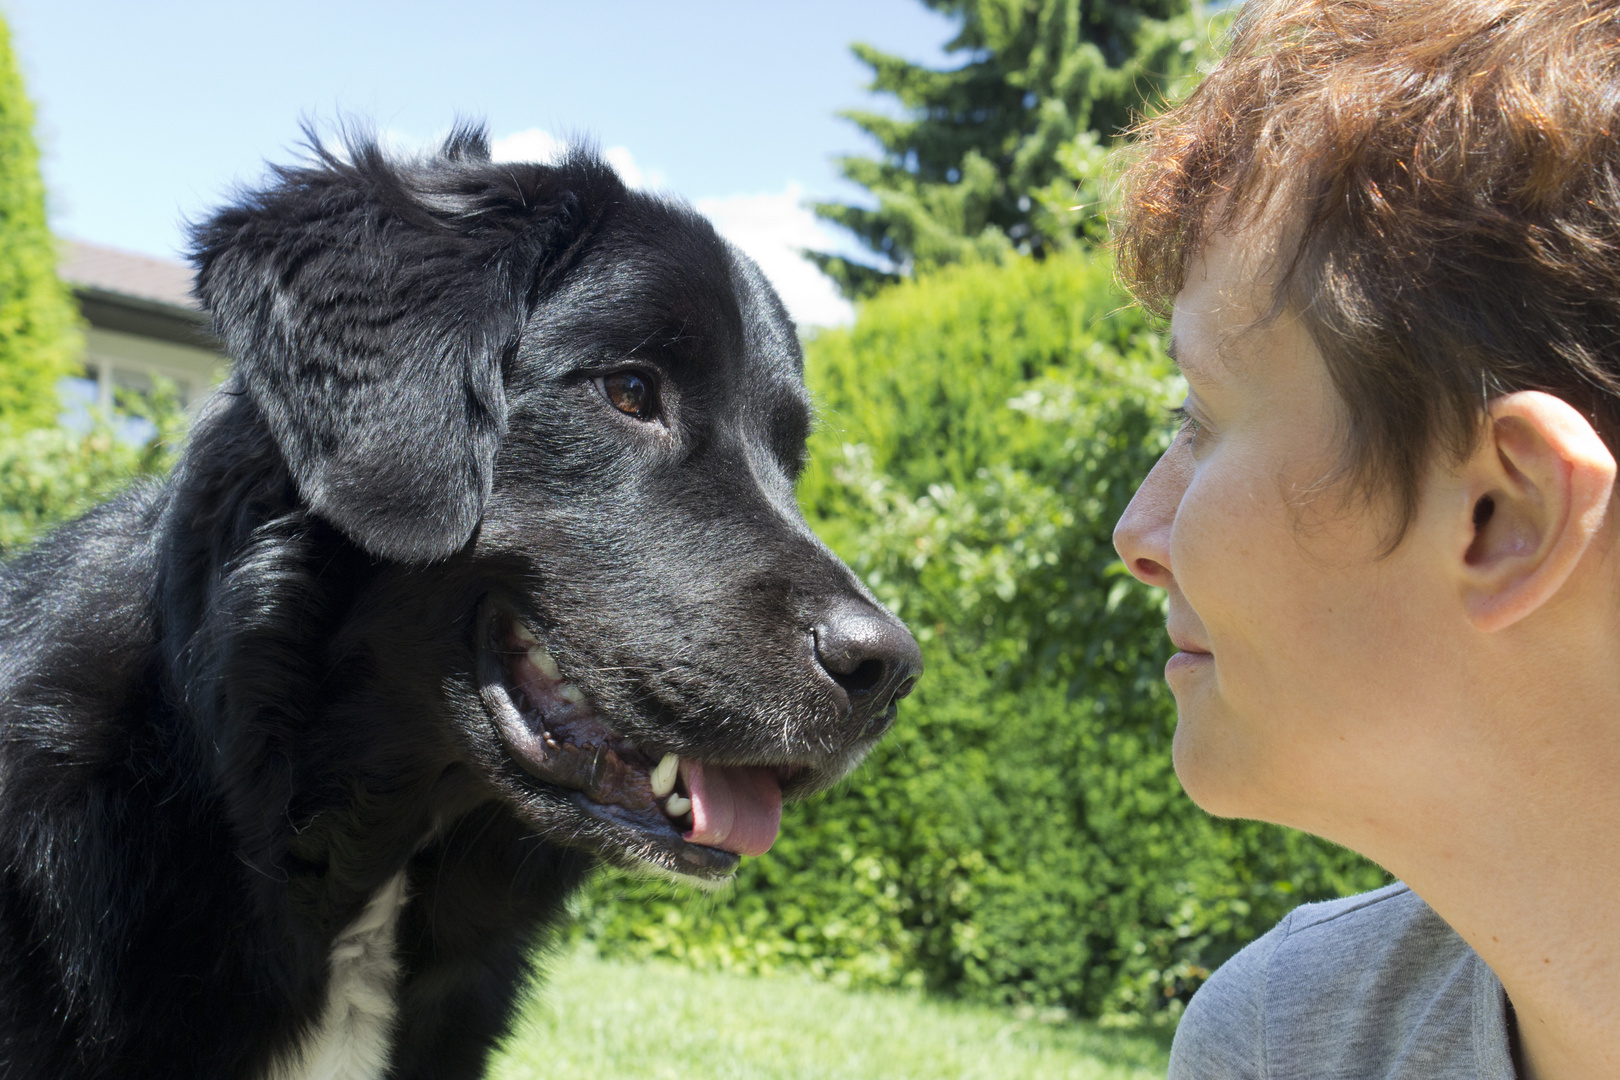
810, 0, 1231, 293
577, 251, 1387, 1027
0, 13, 81, 431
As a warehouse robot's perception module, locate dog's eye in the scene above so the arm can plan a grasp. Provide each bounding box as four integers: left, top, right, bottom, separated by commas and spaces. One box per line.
596, 371, 658, 421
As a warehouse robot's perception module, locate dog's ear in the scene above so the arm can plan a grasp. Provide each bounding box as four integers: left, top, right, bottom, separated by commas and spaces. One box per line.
191, 127, 617, 563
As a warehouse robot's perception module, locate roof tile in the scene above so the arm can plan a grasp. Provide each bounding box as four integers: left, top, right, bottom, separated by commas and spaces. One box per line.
58, 239, 199, 311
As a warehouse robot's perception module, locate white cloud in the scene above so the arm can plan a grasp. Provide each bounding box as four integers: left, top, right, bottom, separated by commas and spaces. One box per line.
491, 129, 852, 329
697, 185, 854, 329
491, 128, 667, 190
489, 128, 566, 165
603, 145, 669, 191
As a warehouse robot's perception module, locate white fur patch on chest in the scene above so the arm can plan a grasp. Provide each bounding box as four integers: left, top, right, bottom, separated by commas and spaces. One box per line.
262, 871, 410, 1080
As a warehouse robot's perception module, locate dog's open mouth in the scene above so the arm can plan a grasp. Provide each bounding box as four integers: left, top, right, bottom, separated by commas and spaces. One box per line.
475, 601, 796, 878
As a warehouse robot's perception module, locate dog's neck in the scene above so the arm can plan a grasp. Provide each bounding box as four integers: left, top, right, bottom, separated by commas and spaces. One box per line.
259, 872, 411, 1080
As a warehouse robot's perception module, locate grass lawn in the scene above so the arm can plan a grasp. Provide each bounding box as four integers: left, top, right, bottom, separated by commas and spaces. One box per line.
490, 944, 1170, 1080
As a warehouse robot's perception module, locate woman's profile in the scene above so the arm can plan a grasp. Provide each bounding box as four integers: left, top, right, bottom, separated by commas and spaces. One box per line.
1111, 1, 1620, 1076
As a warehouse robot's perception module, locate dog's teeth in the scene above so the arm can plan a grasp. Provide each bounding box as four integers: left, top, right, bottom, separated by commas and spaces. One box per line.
664, 794, 691, 818
513, 623, 537, 645
650, 753, 679, 798
527, 645, 561, 681
557, 682, 584, 704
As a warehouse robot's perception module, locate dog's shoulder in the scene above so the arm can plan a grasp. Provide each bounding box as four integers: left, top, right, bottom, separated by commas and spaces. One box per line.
2, 485, 167, 720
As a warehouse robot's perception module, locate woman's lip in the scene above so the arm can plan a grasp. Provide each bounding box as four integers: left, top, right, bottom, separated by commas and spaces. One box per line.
1165, 650, 1213, 679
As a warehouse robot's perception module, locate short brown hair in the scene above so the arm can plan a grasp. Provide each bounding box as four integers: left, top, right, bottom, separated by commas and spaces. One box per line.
1118, 0, 1620, 533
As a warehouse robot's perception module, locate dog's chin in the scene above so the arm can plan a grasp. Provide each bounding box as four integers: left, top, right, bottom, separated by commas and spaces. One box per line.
473, 598, 853, 884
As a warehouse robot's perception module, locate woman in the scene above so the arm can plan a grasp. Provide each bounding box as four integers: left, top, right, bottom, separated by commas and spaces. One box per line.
1110, 1, 1620, 1076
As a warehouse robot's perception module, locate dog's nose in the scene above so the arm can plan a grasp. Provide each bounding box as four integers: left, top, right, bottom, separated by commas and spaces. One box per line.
813, 601, 924, 733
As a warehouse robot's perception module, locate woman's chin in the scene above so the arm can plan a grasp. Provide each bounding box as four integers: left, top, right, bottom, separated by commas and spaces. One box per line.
1169, 702, 1259, 819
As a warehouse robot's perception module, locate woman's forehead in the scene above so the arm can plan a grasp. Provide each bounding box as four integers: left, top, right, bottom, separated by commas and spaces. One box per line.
1170, 217, 1312, 385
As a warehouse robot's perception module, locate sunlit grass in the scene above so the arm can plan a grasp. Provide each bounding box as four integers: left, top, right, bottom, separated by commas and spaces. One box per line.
491, 944, 1170, 1080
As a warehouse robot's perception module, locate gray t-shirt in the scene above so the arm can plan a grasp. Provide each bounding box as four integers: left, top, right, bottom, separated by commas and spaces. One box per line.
1167, 883, 1515, 1079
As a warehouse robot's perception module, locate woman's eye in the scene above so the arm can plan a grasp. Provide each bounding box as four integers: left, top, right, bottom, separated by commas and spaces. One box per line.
597, 371, 658, 421
1168, 404, 1202, 438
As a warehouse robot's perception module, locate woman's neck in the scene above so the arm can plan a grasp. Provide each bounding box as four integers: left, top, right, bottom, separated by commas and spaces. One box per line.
1358, 678, 1620, 1080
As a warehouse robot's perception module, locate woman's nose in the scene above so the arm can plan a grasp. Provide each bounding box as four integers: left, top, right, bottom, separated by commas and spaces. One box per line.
1112, 446, 1188, 589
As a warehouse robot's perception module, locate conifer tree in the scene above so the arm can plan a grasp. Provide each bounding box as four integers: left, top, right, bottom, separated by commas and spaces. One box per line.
0, 14, 79, 430
813, 0, 1213, 296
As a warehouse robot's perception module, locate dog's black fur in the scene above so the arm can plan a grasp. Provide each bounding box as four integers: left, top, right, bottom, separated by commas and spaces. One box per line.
0, 128, 920, 1079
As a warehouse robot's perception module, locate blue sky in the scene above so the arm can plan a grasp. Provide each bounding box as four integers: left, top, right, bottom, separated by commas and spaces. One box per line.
6, 1, 960, 326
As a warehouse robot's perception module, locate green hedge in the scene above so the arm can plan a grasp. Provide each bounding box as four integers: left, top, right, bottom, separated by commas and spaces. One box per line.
578, 252, 1387, 1027
0, 385, 184, 556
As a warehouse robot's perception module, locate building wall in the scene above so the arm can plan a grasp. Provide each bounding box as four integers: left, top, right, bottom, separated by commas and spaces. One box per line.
81, 323, 226, 409
58, 241, 230, 415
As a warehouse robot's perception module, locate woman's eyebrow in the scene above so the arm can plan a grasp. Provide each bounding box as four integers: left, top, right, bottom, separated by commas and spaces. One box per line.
1166, 333, 1209, 383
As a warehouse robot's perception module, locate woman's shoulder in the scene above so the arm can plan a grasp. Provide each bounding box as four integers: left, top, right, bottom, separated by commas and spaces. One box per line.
1168, 883, 1513, 1080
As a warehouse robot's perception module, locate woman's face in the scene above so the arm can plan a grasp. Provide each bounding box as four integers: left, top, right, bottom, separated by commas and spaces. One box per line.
1113, 224, 1471, 832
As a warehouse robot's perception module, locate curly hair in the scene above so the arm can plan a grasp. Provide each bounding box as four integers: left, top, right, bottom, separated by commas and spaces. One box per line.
1117, 0, 1620, 534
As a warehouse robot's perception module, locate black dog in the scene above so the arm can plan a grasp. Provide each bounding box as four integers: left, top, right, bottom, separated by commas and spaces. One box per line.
0, 128, 920, 1079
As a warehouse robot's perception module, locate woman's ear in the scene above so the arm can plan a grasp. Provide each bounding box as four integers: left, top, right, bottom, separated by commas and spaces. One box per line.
1459, 391, 1617, 633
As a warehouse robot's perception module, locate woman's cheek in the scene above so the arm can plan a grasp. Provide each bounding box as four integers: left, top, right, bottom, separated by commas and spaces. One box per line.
1169, 452, 1268, 628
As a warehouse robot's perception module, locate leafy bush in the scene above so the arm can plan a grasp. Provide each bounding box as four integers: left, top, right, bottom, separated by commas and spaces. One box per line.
0, 384, 185, 556
578, 251, 1387, 1027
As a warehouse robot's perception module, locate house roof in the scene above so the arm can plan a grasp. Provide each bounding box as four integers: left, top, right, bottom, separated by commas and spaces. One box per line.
58, 239, 200, 313
58, 239, 218, 349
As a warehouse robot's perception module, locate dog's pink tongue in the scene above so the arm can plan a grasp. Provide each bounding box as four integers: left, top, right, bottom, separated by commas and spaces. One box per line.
681, 761, 782, 856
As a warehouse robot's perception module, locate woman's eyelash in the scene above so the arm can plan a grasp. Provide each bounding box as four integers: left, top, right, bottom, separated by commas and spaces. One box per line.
1167, 405, 1202, 434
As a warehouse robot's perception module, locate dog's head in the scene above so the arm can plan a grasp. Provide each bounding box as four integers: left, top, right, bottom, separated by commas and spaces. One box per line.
190, 129, 920, 883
